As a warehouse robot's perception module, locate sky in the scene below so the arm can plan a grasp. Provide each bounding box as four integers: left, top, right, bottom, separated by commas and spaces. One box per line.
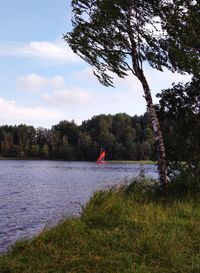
0, 0, 191, 128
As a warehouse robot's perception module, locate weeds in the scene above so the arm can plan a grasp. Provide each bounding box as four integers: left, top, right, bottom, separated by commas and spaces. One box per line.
0, 177, 199, 273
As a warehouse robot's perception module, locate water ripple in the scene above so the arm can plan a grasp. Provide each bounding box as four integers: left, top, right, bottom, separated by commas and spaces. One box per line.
0, 160, 157, 254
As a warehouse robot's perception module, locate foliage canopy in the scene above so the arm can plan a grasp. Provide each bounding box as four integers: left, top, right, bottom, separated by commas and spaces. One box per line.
157, 77, 200, 164
156, 77, 200, 195
160, 0, 200, 75
65, 0, 200, 87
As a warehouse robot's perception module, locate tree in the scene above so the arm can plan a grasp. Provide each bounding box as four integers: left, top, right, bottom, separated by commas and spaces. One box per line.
17, 125, 35, 157
156, 77, 200, 194
65, 0, 200, 191
30, 144, 40, 157
53, 120, 79, 145
65, 0, 172, 190
77, 132, 98, 160
159, 0, 200, 75
156, 77, 200, 165
41, 144, 50, 158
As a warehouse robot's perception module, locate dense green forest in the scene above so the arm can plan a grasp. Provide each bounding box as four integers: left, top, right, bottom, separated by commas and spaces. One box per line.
0, 113, 155, 161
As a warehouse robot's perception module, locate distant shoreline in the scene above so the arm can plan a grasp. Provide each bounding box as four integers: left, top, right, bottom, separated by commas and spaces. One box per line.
0, 157, 66, 161
107, 160, 156, 164
0, 157, 156, 164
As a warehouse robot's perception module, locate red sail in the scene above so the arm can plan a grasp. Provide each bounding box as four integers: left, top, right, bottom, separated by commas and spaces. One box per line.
96, 150, 105, 163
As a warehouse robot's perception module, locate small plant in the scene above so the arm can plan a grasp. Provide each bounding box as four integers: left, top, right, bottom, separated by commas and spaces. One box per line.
138, 163, 145, 179
167, 162, 200, 199
124, 174, 159, 202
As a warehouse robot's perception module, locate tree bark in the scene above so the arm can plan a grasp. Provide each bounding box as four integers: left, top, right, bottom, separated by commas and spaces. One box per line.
137, 69, 168, 192
126, 8, 167, 191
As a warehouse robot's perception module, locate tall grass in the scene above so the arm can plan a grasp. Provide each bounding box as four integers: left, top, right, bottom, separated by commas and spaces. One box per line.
0, 178, 200, 273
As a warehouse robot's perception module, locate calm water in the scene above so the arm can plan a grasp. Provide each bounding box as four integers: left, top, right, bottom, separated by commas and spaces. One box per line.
0, 160, 157, 254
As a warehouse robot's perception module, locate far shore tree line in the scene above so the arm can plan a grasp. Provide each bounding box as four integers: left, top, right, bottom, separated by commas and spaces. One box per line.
0, 113, 156, 161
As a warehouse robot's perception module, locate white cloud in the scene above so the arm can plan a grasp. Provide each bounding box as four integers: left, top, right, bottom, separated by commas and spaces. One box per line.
42, 81, 146, 119
0, 97, 61, 127
70, 66, 143, 92
145, 67, 192, 99
42, 88, 93, 107
0, 40, 80, 64
51, 76, 65, 89
62, 66, 192, 121
40, 67, 146, 118
17, 74, 65, 91
69, 62, 191, 98
70, 67, 96, 82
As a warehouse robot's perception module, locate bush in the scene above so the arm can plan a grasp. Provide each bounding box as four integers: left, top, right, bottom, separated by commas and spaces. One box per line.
124, 176, 159, 202
167, 162, 200, 199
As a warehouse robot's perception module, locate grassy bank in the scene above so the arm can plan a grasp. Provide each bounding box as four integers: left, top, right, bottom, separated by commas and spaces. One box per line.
0, 180, 200, 273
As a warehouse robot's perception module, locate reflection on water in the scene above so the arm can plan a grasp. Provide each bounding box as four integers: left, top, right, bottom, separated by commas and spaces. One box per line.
0, 160, 157, 253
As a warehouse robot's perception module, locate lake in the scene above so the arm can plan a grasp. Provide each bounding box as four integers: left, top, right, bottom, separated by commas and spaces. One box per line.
0, 160, 158, 254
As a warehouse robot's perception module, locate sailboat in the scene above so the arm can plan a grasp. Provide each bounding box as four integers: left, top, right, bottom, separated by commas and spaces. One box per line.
96, 148, 106, 164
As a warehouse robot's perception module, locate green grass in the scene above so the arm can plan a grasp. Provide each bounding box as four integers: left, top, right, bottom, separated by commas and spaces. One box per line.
0, 181, 200, 273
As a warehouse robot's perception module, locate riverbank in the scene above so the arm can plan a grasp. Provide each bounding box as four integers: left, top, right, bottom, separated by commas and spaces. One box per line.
0, 156, 157, 164
0, 157, 156, 164
0, 180, 199, 273
107, 160, 156, 164
0, 156, 69, 161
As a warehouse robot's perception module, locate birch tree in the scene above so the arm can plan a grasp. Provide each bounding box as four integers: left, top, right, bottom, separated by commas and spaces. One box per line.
64, 0, 199, 192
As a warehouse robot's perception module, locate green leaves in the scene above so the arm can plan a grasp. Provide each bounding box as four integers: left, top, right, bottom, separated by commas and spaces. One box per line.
65, 0, 174, 86
156, 77, 200, 164
66, 0, 200, 85
159, 0, 200, 75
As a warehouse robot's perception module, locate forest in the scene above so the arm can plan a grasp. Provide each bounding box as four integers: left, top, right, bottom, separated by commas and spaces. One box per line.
0, 112, 155, 161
